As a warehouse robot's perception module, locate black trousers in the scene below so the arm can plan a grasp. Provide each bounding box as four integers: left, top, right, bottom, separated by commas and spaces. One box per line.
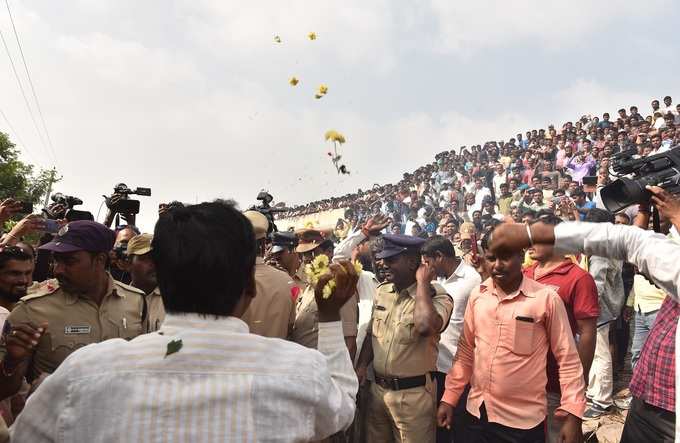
433, 372, 470, 443
620, 397, 675, 443
457, 403, 544, 443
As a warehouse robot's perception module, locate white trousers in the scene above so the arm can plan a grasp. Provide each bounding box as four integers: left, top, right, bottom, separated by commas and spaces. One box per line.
586, 323, 613, 409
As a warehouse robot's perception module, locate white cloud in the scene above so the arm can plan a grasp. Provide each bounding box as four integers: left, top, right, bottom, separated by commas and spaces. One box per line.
429, 0, 671, 54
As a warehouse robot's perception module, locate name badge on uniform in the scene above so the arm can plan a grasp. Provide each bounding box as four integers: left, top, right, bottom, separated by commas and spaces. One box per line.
64, 325, 91, 335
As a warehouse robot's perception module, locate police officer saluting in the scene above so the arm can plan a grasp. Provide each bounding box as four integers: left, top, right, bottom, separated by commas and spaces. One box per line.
356, 234, 453, 443
0, 221, 146, 400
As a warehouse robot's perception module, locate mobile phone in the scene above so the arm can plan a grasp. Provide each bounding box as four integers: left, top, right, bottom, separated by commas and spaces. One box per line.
20, 201, 33, 213
44, 218, 60, 234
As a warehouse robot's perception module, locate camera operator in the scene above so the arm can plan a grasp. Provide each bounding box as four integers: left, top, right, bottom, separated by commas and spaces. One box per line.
488, 185, 680, 442
0, 221, 146, 402
109, 225, 140, 285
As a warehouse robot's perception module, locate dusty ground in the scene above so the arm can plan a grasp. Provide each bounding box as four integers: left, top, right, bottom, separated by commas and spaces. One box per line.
582, 359, 632, 443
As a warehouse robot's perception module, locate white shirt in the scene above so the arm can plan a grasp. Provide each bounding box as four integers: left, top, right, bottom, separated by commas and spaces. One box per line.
435, 261, 481, 372
332, 229, 379, 358
493, 174, 507, 196
11, 314, 358, 443
554, 222, 680, 443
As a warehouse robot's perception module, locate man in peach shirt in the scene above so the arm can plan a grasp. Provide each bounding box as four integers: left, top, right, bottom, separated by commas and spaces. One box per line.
437, 230, 585, 443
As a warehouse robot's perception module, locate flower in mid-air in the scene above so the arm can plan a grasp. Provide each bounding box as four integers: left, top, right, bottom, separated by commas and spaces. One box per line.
308, 32, 317, 40
324, 130, 346, 144
318, 84, 328, 95
289, 77, 299, 86
274, 35, 282, 43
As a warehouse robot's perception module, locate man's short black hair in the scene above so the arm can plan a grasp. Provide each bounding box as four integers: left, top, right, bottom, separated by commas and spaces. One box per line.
0, 247, 32, 271
585, 208, 614, 223
421, 235, 456, 259
152, 200, 256, 317
533, 211, 562, 226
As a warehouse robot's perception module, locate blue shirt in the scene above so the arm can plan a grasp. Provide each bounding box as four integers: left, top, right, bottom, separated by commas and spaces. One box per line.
577, 201, 596, 220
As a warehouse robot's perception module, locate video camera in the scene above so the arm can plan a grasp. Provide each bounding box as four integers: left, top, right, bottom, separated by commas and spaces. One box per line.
105, 183, 151, 215
43, 192, 93, 221
249, 191, 289, 235
601, 145, 680, 212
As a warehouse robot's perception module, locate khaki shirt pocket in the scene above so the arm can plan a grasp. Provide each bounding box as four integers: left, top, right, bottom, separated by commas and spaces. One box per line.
372, 309, 389, 339
395, 320, 416, 344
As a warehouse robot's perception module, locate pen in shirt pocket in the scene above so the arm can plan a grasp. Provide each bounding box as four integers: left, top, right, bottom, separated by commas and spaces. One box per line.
123, 317, 127, 329
516, 315, 534, 323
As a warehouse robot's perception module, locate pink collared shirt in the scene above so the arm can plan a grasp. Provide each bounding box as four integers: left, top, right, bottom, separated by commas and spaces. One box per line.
442, 277, 586, 429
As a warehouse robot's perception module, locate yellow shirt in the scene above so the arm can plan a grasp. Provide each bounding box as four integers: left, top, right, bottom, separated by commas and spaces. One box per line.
626, 274, 666, 314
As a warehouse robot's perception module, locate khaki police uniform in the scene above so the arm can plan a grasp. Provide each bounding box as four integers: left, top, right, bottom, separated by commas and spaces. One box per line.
242, 257, 296, 339
291, 285, 358, 349
146, 287, 165, 332
366, 282, 453, 443
0, 276, 146, 382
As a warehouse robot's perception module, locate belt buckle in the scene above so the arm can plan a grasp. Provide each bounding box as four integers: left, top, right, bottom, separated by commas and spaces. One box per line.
392, 378, 400, 390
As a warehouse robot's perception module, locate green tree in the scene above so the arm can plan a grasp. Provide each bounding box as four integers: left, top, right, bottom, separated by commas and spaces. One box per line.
0, 131, 58, 204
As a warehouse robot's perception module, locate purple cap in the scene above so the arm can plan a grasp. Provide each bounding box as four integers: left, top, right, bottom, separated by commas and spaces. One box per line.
39, 220, 115, 253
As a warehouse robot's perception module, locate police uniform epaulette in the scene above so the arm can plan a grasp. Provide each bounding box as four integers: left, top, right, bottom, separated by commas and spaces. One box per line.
20, 279, 60, 302
113, 280, 145, 295
377, 281, 395, 291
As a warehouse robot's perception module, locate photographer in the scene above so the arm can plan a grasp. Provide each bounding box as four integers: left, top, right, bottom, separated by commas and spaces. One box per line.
109, 225, 140, 284
488, 185, 680, 442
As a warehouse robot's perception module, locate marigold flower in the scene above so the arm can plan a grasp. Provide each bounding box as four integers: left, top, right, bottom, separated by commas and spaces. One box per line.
324, 130, 346, 144
308, 32, 317, 40
318, 84, 328, 95
274, 35, 281, 43
289, 77, 299, 86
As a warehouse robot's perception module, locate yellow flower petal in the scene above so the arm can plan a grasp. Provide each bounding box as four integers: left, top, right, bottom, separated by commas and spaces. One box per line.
324, 130, 346, 144
274, 36, 282, 43
318, 84, 328, 95
308, 32, 317, 40
289, 77, 299, 86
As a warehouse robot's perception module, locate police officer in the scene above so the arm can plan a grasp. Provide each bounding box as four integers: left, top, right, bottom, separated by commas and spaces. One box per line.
0, 221, 146, 401
267, 231, 305, 293
292, 228, 358, 360
127, 233, 165, 332
355, 234, 453, 443
241, 211, 296, 339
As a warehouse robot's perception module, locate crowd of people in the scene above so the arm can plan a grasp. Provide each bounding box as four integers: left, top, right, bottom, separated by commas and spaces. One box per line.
0, 95, 677, 442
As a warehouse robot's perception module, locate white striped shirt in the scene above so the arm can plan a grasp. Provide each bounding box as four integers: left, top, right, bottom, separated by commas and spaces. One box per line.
10, 313, 358, 442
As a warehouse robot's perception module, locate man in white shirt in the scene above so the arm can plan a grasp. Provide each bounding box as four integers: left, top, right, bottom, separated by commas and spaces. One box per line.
332, 214, 389, 359
492, 163, 508, 196
473, 177, 492, 204
421, 235, 481, 443
11, 200, 359, 443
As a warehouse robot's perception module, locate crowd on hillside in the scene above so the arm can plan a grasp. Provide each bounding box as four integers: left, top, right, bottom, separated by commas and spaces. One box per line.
0, 96, 679, 443
280, 95, 680, 237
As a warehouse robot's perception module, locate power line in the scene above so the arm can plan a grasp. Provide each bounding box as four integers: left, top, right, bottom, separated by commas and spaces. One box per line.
4, 0, 57, 164
0, 25, 53, 166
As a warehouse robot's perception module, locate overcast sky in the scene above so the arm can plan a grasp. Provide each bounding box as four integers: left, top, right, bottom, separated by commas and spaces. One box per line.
1, 0, 678, 230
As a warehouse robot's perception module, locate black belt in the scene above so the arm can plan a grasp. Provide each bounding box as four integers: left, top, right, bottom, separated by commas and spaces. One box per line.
374, 373, 428, 391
